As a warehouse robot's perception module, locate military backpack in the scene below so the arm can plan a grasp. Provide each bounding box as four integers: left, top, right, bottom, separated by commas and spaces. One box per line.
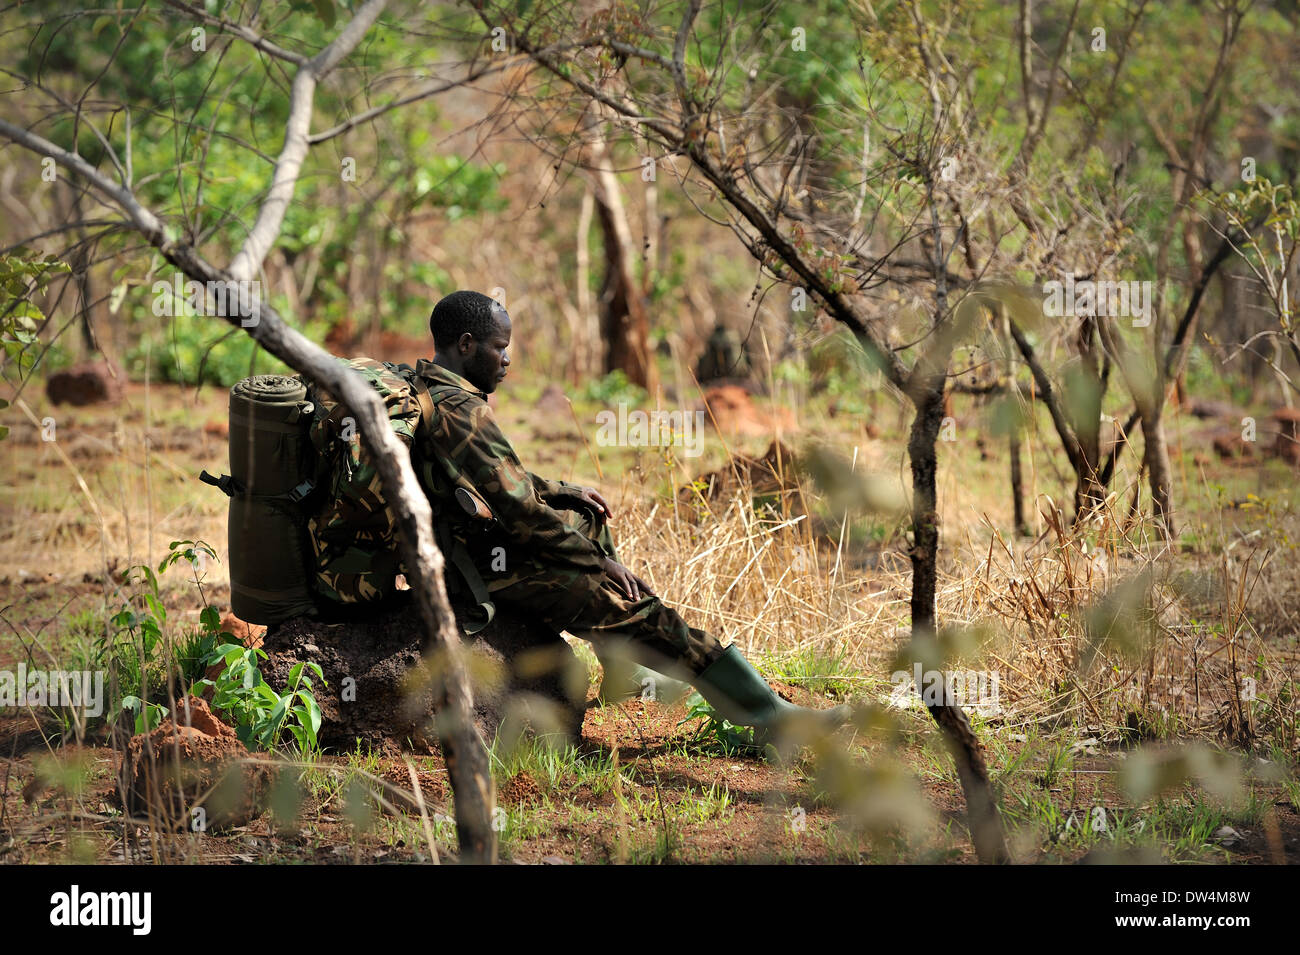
202, 357, 494, 629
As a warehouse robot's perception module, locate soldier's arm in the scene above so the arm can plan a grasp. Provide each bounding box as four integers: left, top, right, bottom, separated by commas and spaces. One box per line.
528, 472, 577, 504
435, 396, 606, 573
529, 473, 614, 522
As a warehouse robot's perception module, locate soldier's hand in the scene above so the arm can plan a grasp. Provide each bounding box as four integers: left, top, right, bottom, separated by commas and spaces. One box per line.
577, 487, 612, 521
602, 557, 652, 601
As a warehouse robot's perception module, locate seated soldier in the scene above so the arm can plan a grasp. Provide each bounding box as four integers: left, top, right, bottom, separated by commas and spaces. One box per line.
410, 290, 849, 744
695, 321, 752, 383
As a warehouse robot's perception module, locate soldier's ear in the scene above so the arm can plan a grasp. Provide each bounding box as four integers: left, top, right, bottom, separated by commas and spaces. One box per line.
457, 331, 476, 356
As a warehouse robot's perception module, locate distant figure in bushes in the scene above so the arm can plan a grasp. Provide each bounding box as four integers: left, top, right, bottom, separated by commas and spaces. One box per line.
694, 322, 752, 384
411, 290, 847, 745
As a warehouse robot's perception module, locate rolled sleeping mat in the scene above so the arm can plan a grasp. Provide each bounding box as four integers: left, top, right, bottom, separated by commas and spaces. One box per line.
227, 374, 317, 624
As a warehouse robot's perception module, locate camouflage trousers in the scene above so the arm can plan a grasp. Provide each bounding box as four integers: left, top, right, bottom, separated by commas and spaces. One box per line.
488, 508, 725, 678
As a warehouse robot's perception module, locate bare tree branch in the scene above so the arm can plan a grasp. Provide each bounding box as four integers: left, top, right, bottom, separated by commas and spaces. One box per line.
228, 0, 390, 282
161, 0, 309, 67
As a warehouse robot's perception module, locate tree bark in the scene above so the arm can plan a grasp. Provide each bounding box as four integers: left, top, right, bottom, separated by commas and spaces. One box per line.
1010, 428, 1028, 537
1007, 317, 1105, 522
1142, 411, 1176, 539
587, 124, 657, 392
574, 184, 597, 382
1072, 315, 1107, 522
1000, 308, 1029, 536
907, 375, 1011, 864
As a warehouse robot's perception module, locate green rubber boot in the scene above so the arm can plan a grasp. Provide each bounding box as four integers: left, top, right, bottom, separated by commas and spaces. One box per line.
596, 649, 692, 706
692, 645, 851, 749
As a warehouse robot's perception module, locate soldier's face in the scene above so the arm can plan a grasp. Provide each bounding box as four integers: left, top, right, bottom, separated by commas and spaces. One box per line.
465, 308, 511, 394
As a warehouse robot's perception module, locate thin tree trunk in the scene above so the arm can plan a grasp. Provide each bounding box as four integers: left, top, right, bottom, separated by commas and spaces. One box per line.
1071, 315, 1107, 523
908, 192, 1009, 864
1000, 306, 1028, 536
1010, 429, 1028, 536
575, 185, 596, 383
1273, 337, 1293, 408
643, 172, 658, 295
67, 187, 100, 354
587, 124, 657, 391
1143, 411, 1176, 538
908, 377, 1010, 864
1007, 317, 1102, 522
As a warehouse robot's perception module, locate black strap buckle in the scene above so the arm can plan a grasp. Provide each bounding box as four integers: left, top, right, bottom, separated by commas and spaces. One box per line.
288, 480, 315, 503
199, 470, 241, 497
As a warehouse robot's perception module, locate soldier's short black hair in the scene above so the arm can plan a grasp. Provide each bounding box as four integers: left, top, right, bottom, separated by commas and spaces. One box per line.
429, 290, 503, 348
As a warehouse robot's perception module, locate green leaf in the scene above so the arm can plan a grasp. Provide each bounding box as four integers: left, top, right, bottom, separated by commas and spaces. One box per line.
268, 697, 288, 730
305, 695, 321, 735
140, 619, 163, 654
311, 0, 336, 28
208, 643, 240, 666
144, 592, 166, 623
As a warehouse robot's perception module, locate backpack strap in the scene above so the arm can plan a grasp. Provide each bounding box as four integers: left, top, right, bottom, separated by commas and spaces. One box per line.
409, 373, 436, 442
200, 469, 314, 505
405, 365, 497, 634
434, 518, 496, 635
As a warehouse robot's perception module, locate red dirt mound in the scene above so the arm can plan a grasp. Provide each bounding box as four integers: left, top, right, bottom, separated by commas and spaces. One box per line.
46, 360, 125, 406
700, 385, 796, 437
117, 696, 268, 830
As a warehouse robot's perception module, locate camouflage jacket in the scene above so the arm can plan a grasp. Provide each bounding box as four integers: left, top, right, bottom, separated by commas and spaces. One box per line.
305, 357, 424, 605
410, 359, 611, 628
